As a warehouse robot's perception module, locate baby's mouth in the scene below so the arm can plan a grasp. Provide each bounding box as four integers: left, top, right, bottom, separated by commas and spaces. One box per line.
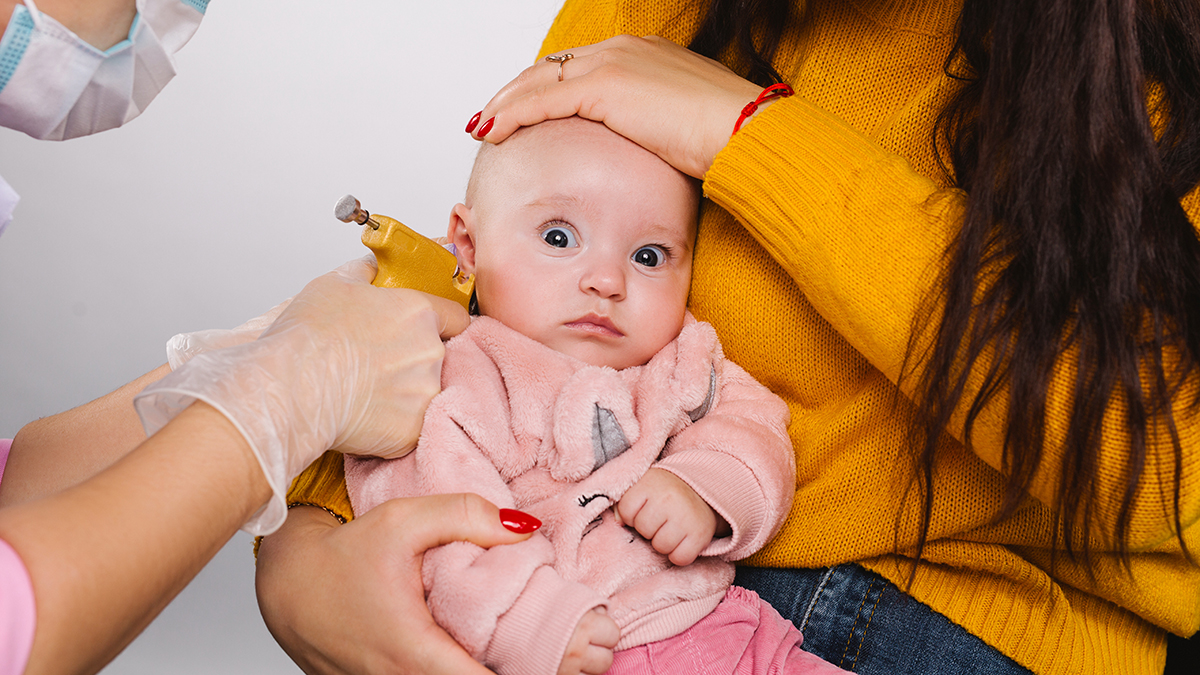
566, 314, 623, 337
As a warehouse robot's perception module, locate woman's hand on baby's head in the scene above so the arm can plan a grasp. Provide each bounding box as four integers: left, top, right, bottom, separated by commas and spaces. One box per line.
616, 467, 720, 566
471, 35, 762, 180
559, 607, 619, 675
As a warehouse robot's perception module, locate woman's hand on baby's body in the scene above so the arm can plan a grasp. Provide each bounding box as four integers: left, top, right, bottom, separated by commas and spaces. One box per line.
616, 467, 723, 566
471, 35, 762, 180
257, 493, 536, 675
559, 607, 619, 675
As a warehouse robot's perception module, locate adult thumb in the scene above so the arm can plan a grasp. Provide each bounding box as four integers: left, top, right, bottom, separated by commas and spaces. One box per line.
422, 292, 471, 340
393, 493, 540, 555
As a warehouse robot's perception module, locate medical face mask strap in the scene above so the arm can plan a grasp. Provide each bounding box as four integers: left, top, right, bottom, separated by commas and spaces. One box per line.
21, 0, 44, 29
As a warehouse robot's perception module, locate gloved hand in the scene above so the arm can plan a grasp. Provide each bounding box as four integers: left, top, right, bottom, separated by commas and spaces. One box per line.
165, 298, 292, 370
133, 256, 471, 535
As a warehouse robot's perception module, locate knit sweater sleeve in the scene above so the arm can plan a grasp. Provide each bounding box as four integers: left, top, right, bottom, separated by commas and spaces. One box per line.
537, 0, 618, 58
253, 451, 355, 560
536, 0, 701, 59
284, 451, 355, 523
655, 356, 795, 561
703, 94, 1200, 549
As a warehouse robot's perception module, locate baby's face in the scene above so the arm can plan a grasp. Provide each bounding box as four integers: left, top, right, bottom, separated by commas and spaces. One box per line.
450, 119, 697, 370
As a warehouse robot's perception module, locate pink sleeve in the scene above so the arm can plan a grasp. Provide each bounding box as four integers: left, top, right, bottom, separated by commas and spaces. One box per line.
1, 439, 38, 675
655, 359, 796, 561
1, 538, 36, 675
0, 438, 11, 484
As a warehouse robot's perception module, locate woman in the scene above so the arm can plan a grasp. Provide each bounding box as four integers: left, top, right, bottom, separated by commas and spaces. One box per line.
0, 2, 539, 674
259, 0, 1200, 673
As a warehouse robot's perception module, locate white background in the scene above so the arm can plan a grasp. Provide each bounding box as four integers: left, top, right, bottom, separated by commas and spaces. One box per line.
0, 0, 565, 671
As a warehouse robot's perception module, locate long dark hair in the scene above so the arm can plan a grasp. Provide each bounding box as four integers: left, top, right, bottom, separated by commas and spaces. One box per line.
690, 0, 1200, 571
688, 0, 790, 87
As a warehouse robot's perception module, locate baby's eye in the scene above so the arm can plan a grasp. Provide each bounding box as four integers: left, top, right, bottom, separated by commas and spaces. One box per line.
542, 226, 578, 249
632, 245, 667, 267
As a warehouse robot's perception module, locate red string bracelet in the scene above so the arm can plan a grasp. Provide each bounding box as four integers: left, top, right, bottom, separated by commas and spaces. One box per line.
732, 83, 795, 135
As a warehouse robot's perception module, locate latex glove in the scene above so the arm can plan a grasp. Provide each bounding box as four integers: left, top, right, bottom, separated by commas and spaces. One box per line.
471, 35, 762, 179
166, 298, 292, 370
134, 256, 470, 535
256, 494, 540, 675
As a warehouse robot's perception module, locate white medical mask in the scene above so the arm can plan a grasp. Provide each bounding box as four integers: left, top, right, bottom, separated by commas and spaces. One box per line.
0, 0, 205, 140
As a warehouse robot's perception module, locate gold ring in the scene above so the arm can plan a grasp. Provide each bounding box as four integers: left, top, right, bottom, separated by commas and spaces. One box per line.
545, 53, 574, 82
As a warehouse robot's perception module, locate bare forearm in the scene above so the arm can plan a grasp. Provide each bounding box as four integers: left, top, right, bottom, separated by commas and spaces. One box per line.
0, 401, 271, 675
256, 507, 344, 675
0, 0, 137, 50
0, 364, 170, 508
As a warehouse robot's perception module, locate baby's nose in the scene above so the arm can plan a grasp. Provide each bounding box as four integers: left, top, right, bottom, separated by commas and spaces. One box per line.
580, 260, 626, 300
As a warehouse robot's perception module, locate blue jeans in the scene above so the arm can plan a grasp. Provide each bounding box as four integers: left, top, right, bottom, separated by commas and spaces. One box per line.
735, 565, 1034, 675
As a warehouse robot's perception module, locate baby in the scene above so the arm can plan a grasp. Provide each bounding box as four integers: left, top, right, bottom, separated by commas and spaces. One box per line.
345, 118, 847, 675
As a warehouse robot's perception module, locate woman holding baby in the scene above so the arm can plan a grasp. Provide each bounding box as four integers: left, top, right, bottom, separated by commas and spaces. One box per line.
4, 0, 1195, 673
258, 1, 1200, 674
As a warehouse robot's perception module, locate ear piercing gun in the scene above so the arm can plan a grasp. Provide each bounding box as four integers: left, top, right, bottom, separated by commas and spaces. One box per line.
330, 193, 476, 310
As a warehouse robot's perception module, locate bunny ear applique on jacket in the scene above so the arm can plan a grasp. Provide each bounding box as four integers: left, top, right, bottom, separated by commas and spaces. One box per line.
636, 318, 722, 430
671, 321, 723, 421
549, 367, 640, 481
687, 366, 717, 422
592, 404, 632, 467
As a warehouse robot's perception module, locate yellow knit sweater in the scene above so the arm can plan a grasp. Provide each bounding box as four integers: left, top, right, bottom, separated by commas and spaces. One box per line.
284, 2, 1200, 673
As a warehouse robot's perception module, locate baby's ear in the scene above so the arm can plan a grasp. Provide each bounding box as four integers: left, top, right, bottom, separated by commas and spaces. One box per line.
447, 203, 478, 274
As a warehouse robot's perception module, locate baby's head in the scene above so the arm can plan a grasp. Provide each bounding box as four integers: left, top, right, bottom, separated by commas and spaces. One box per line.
447, 117, 700, 370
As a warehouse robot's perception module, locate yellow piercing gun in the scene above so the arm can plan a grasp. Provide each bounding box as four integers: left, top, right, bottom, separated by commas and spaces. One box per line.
334, 195, 474, 311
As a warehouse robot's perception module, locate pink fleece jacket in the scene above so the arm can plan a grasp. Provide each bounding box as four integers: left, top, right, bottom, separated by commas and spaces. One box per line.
345, 315, 795, 675
1, 438, 37, 675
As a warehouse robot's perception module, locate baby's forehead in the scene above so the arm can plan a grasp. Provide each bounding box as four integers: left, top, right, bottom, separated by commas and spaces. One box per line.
467, 118, 698, 218
473, 118, 640, 178
513, 117, 628, 151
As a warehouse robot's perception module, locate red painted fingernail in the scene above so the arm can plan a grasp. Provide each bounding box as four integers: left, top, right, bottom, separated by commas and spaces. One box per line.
477, 116, 495, 137
465, 111, 482, 134
500, 508, 541, 533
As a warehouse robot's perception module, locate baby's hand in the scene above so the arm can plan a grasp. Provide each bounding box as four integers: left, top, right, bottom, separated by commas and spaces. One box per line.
616, 468, 727, 566
559, 607, 619, 675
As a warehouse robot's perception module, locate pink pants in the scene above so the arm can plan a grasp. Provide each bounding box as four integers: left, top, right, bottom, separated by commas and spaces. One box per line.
608, 586, 850, 675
